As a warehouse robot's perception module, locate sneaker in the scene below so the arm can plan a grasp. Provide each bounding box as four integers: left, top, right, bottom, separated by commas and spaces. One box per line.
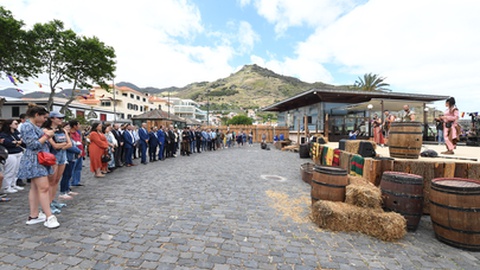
67, 191, 79, 196
51, 200, 67, 208
44, 215, 60, 229
39, 211, 46, 220
16, 179, 26, 187
26, 214, 47, 225
13, 185, 24, 191
4, 187, 18, 194
50, 204, 61, 214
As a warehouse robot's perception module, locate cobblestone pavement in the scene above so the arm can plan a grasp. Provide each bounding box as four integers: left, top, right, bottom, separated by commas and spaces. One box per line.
1, 144, 479, 269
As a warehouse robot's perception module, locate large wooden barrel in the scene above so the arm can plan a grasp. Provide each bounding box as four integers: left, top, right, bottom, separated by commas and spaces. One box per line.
430, 178, 480, 250
299, 144, 310, 158
380, 171, 424, 231
300, 163, 314, 185
388, 122, 423, 159
311, 165, 348, 204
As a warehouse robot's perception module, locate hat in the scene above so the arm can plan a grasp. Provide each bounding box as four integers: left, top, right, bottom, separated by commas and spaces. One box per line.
49, 111, 65, 118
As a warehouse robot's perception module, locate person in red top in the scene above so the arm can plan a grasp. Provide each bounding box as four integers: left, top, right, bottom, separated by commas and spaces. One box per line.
88, 122, 109, 178
69, 120, 85, 186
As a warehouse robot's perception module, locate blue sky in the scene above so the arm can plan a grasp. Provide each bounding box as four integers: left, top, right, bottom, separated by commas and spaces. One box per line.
1, 0, 480, 114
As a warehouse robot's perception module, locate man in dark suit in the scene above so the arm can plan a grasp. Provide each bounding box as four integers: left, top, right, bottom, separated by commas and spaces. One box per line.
138, 122, 149, 164
166, 125, 176, 158
157, 125, 166, 160
111, 123, 124, 167
122, 124, 135, 167
148, 126, 159, 161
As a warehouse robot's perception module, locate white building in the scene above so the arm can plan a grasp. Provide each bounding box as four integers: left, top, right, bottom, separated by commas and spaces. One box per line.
169, 97, 207, 121
1, 97, 117, 122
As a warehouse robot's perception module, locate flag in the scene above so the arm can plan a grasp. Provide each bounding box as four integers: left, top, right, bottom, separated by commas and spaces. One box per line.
100, 94, 105, 98
8, 75, 18, 86
16, 88, 24, 93
81, 95, 88, 100
34, 82, 42, 88
461, 112, 465, 118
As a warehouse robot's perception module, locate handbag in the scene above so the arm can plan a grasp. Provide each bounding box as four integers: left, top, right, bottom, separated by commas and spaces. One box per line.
0, 145, 9, 164
38, 151, 56, 166
101, 150, 111, 163
445, 122, 453, 128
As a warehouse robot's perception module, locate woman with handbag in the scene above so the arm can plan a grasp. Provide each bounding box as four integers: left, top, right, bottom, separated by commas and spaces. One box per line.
89, 122, 109, 178
18, 103, 60, 229
103, 124, 117, 173
0, 119, 26, 194
441, 97, 460, 155
42, 112, 72, 211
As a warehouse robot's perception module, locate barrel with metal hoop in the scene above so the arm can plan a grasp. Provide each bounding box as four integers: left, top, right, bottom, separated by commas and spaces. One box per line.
429, 178, 480, 250
388, 121, 423, 159
311, 165, 348, 204
380, 171, 424, 231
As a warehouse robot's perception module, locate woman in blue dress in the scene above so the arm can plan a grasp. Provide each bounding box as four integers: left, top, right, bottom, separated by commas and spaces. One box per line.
18, 104, 60, 229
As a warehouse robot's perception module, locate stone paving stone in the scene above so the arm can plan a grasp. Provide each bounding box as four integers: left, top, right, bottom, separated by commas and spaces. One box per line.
1, 145, 480, 269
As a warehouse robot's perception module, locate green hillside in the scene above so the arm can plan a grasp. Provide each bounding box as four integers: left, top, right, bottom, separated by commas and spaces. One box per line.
146, 64, 351, 110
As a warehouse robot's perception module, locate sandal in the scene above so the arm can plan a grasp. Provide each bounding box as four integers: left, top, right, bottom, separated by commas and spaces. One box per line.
0, 197, 11, 202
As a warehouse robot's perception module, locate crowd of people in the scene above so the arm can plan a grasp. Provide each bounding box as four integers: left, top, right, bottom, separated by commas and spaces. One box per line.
0, 103, 256, 228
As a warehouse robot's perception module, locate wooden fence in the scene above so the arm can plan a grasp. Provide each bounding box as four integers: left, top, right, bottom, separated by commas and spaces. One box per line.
203, 125, 289, 143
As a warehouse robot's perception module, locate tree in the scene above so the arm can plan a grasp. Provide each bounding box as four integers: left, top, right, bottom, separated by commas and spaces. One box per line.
30, 20, 116, 110
60, 35, 116, 112
228, 115, 253, 125
0, 7, 41, 80
354, 73, 391, 92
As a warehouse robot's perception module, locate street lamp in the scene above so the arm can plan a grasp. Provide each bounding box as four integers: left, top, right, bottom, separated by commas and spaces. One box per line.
367, 104, 373, 137
206, 89, 210, 126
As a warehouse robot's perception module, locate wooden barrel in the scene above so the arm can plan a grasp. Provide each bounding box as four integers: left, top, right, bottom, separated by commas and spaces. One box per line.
380, 171, 424, 231
430, 178, 480, 250
300, 163, 314, 185
311, 165, 348, 204
299, 144, 310, 158
388, 122, 423, 159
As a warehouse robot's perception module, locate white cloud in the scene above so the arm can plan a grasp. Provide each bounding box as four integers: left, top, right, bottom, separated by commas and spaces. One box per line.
237, 21, 260, 54
1, 0, 236, 88
251, 0, 357, 33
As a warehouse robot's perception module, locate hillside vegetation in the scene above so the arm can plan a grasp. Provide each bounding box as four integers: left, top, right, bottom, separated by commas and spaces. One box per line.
146, 64, 351, 110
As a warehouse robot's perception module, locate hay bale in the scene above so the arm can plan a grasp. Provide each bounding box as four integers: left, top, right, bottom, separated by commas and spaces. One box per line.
348, 175, 371, 186
312, 200, 406, 241
345, 184, 382, 210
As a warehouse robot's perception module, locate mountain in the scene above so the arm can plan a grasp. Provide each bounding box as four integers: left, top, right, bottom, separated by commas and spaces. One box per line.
0, 88, 25, 98
131, 64, 351, 110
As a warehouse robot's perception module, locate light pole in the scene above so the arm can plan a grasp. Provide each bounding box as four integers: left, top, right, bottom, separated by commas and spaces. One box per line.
112, 81, 117, 122
206, 89, 210, 126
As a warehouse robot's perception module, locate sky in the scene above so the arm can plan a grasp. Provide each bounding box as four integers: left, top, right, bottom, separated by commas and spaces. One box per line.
1, 0, 480, 114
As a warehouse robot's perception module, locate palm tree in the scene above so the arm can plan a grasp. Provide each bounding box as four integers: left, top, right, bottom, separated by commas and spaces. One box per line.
354, 73, 391, 91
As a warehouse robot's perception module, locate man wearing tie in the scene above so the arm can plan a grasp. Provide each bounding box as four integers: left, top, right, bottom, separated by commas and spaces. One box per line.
157, 125, 166, 160
139, 122, 149, 164
122, 124, 135, 167
148, 126, 159, 162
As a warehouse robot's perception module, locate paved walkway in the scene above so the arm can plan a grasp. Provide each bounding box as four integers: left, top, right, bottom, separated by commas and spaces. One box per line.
0, 144, 479, 269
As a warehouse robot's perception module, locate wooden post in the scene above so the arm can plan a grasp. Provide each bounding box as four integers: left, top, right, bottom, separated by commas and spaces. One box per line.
297, 118, 301, 145
304, 115, 309, 143
324, 113, 329, 141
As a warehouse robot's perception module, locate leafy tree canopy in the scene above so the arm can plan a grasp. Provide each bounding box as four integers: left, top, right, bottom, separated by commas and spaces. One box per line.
354, 73, 390, 92
227, 115, 253, 125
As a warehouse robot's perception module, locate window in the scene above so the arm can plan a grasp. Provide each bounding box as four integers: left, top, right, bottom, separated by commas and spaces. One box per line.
158, 105, 162, 110
130, 94, 134, 99
143, 98, 146, 102
140, 106, 143, 112
122, 93, 128, 97
101, 101, 111, 107
76, 111, 85, 117
127, 114, 132, 119
12, 106, 20, 117
136, 96, 140, 100
100, 114, 107, 121
307, 116, 313, 124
